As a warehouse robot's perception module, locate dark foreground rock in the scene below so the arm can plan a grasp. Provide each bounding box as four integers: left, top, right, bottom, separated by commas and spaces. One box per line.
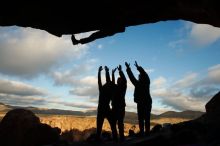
0, 108, 61, 146
138, 91, 220, 146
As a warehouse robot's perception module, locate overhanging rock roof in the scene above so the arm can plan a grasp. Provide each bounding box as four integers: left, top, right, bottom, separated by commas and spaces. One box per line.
0, 1, 219, 45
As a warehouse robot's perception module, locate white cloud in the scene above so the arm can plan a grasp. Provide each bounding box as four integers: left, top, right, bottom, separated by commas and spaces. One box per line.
52, 60, 97, 86
161, 93, 206, 111
69, 76, 98, 98
0, 93, 97, 111
174, 73, 198, 88
144, 68, 155, 74
0, 77, 97, 110
53, 72, 99, 98
0, 26, 88, 78
80, 76, 97, 86
194, 64, 220, 86
0, 79, 47, 96
127, 80, 135, 92
208, 64, 220, 83
152, 87, 181, 98
0, 93, 46, 107
152, 87, 206, 111
152, 64, 220, 111
0, 78, 49, 108
190, 86, 219, 99
189, 23, 220, 46
69, 86, 98, 97
168, 22, 220, 50
51, 60, 99, 98
152, 76, 167, 88
68, 75, 98, 98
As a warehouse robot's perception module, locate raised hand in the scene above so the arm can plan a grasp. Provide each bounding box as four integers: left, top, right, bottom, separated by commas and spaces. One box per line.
104, 66, 109, 72
118, 65, 122, 71
112, 68, 117, 73
125, 62, 130, 68
98, 66, 103, 72
134, 61, 139, 68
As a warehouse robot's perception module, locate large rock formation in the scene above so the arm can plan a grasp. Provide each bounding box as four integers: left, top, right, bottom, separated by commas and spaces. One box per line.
0, 0, 220, 44
0, 109, 40, 146
0, 109, 61, 146
134, 91, 220, 146
205, 91, 220, 114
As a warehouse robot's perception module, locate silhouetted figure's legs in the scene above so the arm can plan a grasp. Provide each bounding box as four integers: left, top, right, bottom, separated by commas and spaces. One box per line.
145, 107, 151, 134
96, 112, 105, 140
112, 108, 118, 137
106, 110, 118, 141
137, 104, 145, 136
118, 109, 125, 141
137, 104, 151, 135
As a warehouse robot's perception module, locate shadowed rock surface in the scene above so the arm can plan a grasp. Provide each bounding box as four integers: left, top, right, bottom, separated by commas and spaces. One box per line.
0, 109, 61, 146
0, 0, 220, 44
137, 91, 220, 146
205, 91, 220, 114
0, 109, 40, 146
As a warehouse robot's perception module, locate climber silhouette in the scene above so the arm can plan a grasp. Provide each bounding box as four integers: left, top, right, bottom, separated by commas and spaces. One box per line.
111, 65, 127, 141
96, 66, 117, 141
125, 61, 152, 136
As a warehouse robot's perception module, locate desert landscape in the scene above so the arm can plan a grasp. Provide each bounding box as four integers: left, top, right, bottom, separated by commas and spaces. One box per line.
39, 115, 190, 134
1, 90, 220, 146
0, 102, 203, 142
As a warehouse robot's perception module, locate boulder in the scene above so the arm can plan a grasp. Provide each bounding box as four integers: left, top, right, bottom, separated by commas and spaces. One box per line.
23, 123, 61, 146
0, 109, 40, 146
205, 91, 220, 114
0, 109, 61, 146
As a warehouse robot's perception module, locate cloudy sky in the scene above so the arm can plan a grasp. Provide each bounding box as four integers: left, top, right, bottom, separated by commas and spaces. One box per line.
0, 20, 220, 114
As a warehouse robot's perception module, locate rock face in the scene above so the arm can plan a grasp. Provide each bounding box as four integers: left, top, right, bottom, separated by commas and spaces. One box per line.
137, 91, 220, 146
194, 91, 220, 126
0, 109, 60, 146
0, 1, 220, 44
169, 91, 220, 145
205, 91, 220, 114
0, 109, 40, 146
23, 123, 61, 146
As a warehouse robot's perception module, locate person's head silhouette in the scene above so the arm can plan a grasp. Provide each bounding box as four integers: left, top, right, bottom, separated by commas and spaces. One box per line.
117, 77, 123, 85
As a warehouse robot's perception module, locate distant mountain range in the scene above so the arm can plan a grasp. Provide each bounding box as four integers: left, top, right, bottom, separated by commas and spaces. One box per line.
0, 102, 204, 121
0, 102, 93, 116
158, 110, 204, 119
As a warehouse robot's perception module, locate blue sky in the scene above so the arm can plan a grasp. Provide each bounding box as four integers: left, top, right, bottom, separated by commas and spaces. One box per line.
0, 20, 220, 114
